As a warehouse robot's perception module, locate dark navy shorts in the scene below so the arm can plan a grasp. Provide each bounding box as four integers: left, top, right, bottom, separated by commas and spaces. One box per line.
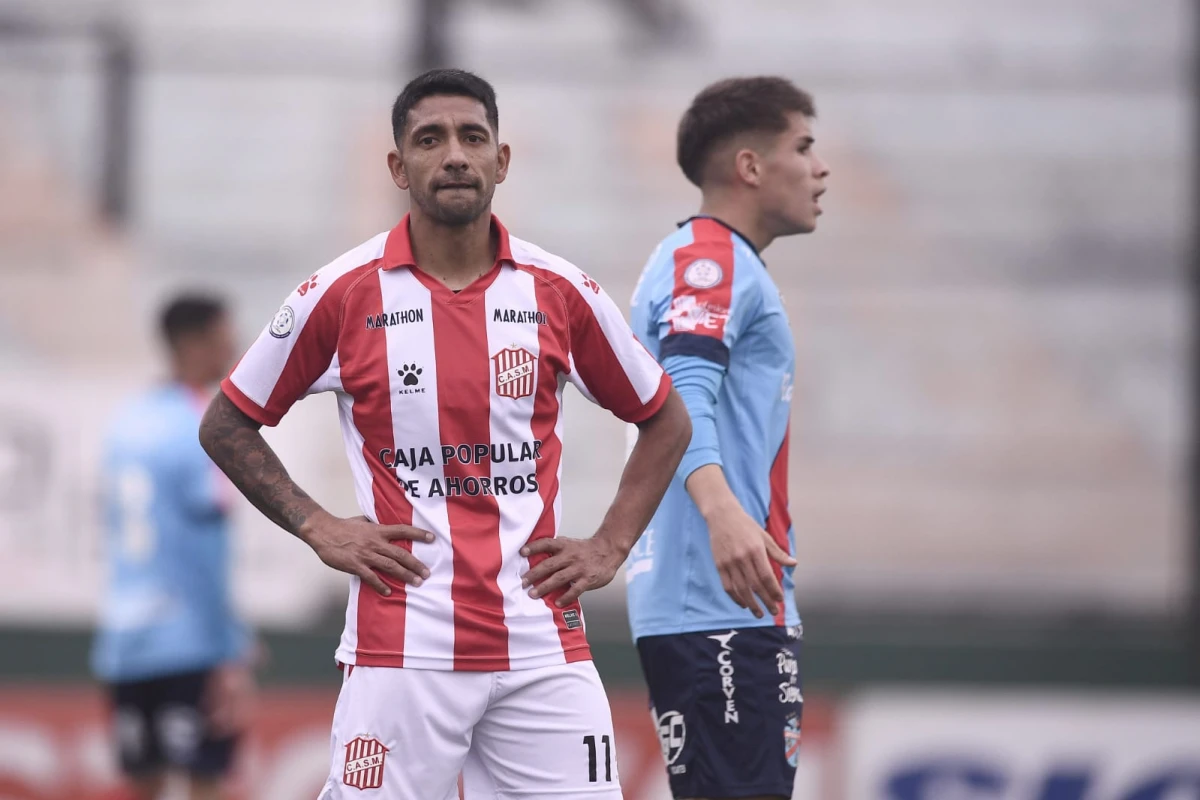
637, 625, 803, 799
107, 669, 238, 778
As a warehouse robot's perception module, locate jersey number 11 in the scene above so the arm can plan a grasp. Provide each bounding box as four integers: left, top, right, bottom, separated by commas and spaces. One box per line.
583, 734, 612, 783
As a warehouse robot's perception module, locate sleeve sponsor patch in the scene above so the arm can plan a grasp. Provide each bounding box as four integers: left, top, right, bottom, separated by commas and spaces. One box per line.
269, 305, 295, 339
682, 259, 723, 289
665, 294, 730, 334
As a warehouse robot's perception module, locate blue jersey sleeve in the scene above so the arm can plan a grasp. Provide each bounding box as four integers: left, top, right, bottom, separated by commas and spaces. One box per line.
664, 353, 725, 480
655, 222, 763, 368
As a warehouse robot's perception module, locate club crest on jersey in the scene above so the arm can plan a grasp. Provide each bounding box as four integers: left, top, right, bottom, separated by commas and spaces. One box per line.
492, 346, 536, 399
783, 713, 801, 767
683, 259, 723, 289
269, 305, 295, 338
343, 736, 388, 790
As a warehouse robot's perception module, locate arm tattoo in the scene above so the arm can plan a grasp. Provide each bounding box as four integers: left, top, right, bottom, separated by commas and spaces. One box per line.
199, 392, 321, 536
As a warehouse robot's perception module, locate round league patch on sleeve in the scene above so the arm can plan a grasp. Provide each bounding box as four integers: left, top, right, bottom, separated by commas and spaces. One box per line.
269, 305, 296, 339
683, 259, 723, 289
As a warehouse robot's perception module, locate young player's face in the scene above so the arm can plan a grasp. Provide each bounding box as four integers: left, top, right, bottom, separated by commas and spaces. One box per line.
758, 113, 829, 235
389, 95, 510, 226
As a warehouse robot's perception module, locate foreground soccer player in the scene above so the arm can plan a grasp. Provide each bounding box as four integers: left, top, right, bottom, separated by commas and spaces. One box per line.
626, 77, 829, 799
94, 295, 254, 800
199, 68, 689, 799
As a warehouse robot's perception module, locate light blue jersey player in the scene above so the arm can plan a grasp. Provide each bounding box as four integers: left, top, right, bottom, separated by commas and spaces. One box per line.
627, 215, 799, 635
92, 295, 253, 800
94, 385, 244, 680
626, 77, 829, 800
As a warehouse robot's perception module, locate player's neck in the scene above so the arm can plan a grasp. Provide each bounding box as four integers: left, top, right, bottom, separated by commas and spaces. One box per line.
408, 210, 497, 291
697, 196, 773, 254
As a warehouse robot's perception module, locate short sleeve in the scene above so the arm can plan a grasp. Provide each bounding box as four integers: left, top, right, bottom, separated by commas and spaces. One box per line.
562, 271, 671, 424
221, 264, 369, 426
656, 227, 762, 369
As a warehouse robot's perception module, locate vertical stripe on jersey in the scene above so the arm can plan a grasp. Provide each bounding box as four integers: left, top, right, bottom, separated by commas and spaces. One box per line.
765, 424, 792, 627
529, 276, 590, 660
483, 271, 575, 665
338, 269, 413, 664
432, 292, 509, 670
334, 392, 372, 661
379, 270, 453, 665
670, 217, 736, 342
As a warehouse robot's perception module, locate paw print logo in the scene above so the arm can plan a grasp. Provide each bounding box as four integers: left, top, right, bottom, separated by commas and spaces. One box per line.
581, 274, 600, 294
296, 273, 319, 297
398, 364, 422, 386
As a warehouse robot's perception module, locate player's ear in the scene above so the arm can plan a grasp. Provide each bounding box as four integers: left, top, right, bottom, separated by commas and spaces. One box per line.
734, 148, 762, 188
494, 142, 511, 185
387, 149, 410, 191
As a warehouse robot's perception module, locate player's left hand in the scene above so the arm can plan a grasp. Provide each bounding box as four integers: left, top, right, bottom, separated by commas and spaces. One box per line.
520, 536, 625, 607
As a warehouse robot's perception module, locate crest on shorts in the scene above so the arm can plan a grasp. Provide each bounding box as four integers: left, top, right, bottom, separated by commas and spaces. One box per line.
654, 708, 686, 766
343, 735, 388, 790
783, 713, 801, 767
492, 346, 536, 399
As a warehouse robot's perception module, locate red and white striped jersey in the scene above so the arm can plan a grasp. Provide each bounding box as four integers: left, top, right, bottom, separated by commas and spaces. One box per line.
221, 216, 670, 671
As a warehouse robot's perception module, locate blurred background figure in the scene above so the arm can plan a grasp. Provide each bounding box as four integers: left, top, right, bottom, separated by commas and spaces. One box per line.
0, 0, 1192, 798
91, 296, 254, 800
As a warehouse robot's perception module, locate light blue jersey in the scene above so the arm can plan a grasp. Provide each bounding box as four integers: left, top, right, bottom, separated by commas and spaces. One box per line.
91, 384, 248, 682
626, 216, 798, 640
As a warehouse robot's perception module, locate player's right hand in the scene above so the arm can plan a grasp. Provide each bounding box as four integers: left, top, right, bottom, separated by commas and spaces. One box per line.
705, 501, 797, 619
301, 513, 434, 596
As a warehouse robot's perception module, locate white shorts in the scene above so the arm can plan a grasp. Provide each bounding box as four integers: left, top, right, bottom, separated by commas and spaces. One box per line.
318, 661, 622, 800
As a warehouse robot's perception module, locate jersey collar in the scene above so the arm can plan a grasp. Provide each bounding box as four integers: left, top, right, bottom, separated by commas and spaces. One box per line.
381, 213, 516, 271
678, 215, 763, 262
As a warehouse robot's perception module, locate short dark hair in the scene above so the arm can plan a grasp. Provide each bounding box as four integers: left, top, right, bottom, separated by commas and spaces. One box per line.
391, 68, 499, 144
160, 294, 225, 348
677, 76, 816, 187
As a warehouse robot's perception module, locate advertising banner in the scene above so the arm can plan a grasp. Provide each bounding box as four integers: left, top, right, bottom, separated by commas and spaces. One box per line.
842, 690, 1200, 800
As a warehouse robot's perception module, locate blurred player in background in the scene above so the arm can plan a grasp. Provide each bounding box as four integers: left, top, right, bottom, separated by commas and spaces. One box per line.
92, 296, 256, 800
626, 77, 829, 799
199, 68, 690, 799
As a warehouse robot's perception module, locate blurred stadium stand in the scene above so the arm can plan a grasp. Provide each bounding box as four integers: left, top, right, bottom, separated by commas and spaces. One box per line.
0, 1, 1193, 796
0, 1, 1190, 796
